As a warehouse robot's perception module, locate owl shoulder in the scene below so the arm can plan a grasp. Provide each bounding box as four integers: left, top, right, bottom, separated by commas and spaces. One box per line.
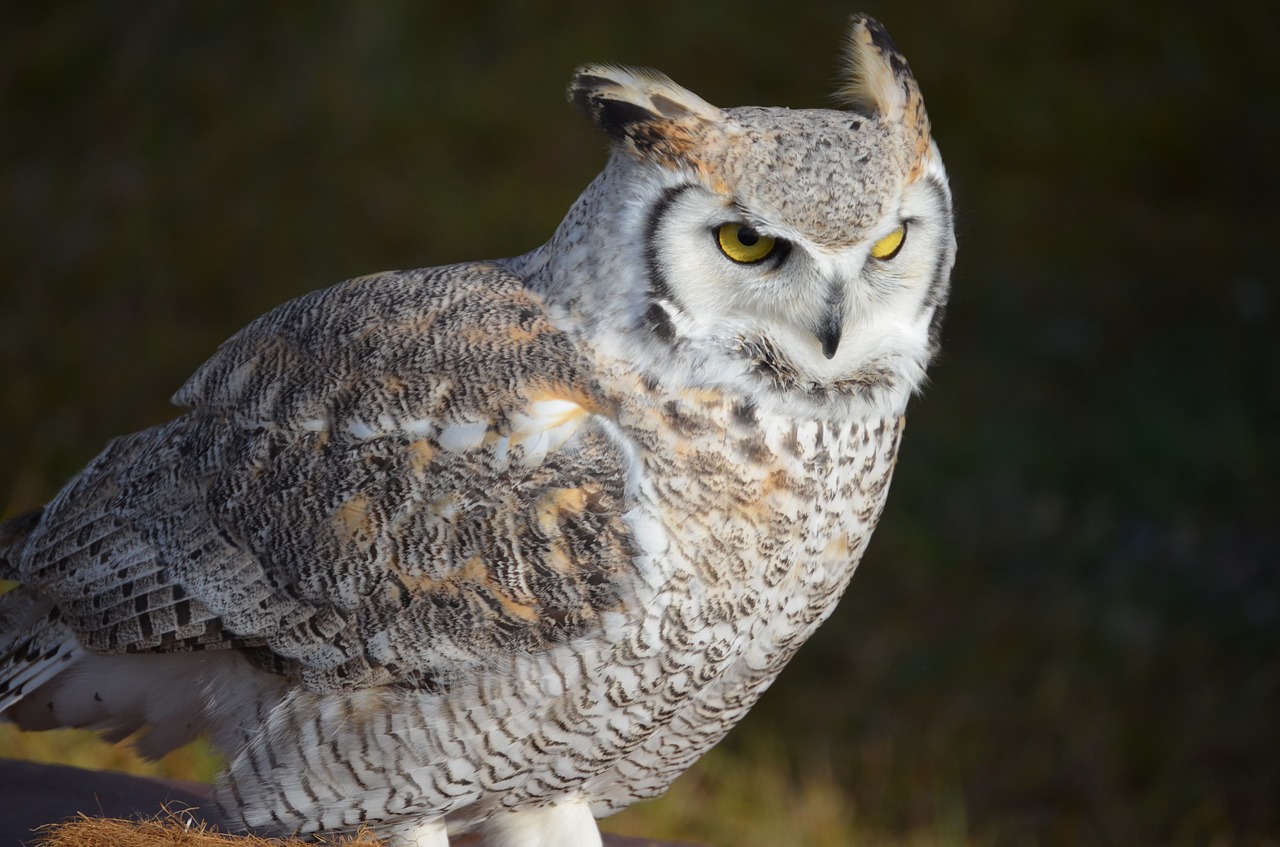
172, 263, 606, 428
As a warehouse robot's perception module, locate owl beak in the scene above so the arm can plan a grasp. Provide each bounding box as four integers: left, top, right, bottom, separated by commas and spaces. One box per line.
815, 283, 844, 359
816, 308, 842, 359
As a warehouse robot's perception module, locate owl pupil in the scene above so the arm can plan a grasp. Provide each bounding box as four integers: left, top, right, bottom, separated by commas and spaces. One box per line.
737, 227, 760, 246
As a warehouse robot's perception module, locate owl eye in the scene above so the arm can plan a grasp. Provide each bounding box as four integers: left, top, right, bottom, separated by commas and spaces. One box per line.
869, 223, 907, 260
716, 223, 778, 264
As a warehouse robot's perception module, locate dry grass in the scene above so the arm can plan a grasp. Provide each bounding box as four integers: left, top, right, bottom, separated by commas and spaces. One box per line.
33, 812, 381, 847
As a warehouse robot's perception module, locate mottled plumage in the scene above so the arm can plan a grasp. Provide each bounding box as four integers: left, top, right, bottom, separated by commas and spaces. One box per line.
0, 15, 955, 847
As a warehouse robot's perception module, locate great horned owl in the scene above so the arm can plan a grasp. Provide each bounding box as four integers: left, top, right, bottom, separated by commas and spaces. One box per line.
0, 14, 955, 847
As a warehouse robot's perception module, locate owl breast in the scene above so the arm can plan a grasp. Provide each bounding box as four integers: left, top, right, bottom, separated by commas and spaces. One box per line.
574, 358, 907, 811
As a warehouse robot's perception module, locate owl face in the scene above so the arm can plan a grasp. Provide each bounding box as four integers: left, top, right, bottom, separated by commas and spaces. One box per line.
524, 17, 954, 418
635, 136, 952, 403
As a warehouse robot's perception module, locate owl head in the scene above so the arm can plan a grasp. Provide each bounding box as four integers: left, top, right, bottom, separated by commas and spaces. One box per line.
521, 14, 955, 419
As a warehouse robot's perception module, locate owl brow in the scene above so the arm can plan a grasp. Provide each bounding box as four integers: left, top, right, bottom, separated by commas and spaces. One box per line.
722, 202, 794, 270
725, 201, 777, 234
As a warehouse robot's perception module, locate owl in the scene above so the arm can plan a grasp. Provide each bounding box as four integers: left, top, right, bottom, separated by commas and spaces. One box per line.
0, 14, 954, 847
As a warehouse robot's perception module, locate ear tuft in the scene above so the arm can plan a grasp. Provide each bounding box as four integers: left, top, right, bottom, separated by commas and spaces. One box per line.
568, 65, 725, 165
836, 15, 932, 178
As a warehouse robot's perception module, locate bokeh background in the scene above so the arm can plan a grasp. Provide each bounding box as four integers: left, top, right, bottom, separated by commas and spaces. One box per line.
1, 2, 1276, 846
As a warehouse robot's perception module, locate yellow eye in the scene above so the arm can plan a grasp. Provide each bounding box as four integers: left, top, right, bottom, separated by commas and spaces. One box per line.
716, 223, 777, 264
869, 223, 907, 260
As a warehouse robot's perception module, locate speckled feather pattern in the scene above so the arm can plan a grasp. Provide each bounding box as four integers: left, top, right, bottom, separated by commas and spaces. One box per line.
20, 266, 629, 690
0, 14, 954, 846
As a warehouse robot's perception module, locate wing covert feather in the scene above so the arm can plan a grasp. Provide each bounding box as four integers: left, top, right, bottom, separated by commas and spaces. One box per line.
16, 264, 639, 692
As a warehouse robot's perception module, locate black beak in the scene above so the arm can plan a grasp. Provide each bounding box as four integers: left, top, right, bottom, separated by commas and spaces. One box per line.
817, 312, 842, 359
815, 281, 845, 359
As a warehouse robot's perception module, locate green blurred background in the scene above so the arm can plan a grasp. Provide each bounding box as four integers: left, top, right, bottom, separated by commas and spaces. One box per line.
1, 2, 1276, 846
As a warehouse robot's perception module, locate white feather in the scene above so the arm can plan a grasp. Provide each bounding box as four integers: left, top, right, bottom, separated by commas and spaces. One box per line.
438, 420, 489, 452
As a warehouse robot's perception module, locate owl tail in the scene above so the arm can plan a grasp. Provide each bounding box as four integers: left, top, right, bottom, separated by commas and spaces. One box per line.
0, 508, 272, 759
0, 584, 221, 757
0, 586, 84, 720
0, 507, 88, 726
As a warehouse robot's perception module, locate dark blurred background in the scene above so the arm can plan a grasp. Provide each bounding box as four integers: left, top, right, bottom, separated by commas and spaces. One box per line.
1, 3, 1276, 846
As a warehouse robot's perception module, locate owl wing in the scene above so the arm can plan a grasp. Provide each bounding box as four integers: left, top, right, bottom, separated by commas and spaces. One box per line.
12, 264, 638, 693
